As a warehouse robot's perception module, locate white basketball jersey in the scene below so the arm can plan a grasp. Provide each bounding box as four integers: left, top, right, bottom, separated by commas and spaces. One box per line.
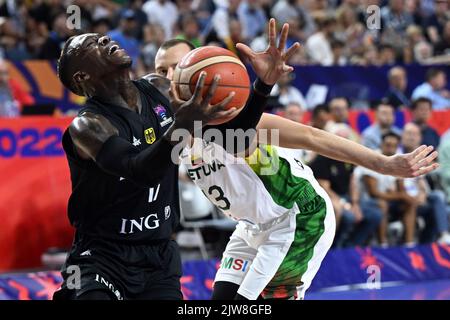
180, 138, 324, 227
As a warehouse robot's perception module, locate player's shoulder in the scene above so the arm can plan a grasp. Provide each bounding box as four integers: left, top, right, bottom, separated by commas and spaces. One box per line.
140, 73, 171, 101
69, 111, 117, 140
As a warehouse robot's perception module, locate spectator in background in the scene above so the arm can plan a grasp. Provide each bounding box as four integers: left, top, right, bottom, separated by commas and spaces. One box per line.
283, 102, 304, 123
412, 68, 450, 110
424, 0, 450, 45
270, 73, 307, 109
400, 123, 450, 244
210, 0, 241, 52
310, 103, 330, 130
0, 59, 34, 117
434, 20, 450, 56
410, 97, 440, 149
381, 0, 414, 40
237, 0, 267, 43
305, 103, 331, 164
305, 14, 336, 66
356, 132, 417, 246
176, 14, 202, 48
38, 13, 75, 60
142, 0, 179, 39
91, 17, 112, 36
140, 24, 166, 75
413, 40, 434, 64
115, 0, 148, 41
331, 40, 347, 66
384, 66, 410, 110
108, 10, 141, 69
271, 0, 316, 37
402, 25, 424, 64
378, 44, 397, 65
361, 102, 402, 150
310, 127, 382, 248
328, 97, 360, 142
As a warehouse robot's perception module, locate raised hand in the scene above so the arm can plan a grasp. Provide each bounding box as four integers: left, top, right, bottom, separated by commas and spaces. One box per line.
236, 18, 300, 86
384, 145, 439, 178
169, 72, 236, 134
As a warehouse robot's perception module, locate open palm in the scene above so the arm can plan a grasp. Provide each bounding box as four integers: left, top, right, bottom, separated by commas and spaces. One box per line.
236, 18, 300, 86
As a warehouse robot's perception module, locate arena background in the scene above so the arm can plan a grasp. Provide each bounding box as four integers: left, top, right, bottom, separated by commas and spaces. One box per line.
1, 0, 450, 300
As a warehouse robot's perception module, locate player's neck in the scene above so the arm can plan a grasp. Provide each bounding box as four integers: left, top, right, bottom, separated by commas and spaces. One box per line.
94, 69, 141, 113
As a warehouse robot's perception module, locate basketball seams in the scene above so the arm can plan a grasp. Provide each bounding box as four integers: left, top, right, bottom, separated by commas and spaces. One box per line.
176, 55, 247, 100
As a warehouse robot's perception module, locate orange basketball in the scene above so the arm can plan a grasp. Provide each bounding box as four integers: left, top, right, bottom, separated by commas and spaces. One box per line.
173, 46, 251, 125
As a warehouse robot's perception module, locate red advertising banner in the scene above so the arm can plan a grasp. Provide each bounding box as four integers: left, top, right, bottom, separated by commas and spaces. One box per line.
0, 117, 74, 271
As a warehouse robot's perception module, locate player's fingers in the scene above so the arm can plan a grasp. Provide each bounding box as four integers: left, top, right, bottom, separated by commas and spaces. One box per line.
283, 42, 301, 61
282, 64, 294, 73
409, 145, 427, 161
236, 43, 255, 59
210, 107, 238, 120
169, 81, 183, 103
268, 18, 276, 48
192, 71, 207, 103
203, 74, 220, 106
412, 145, 434, 164
412, 163, 440, 177
210, 92, 236, 112
277, 23, 289, 51
411, 150, 438, 171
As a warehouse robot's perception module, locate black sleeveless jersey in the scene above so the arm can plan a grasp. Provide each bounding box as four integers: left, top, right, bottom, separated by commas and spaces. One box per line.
62, 79, 179, 243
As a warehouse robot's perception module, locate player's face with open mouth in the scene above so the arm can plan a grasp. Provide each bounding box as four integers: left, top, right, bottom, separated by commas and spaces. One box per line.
69, 33, 132, 76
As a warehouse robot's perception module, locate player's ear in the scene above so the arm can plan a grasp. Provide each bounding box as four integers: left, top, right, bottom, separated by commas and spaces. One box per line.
73, 71, 90, 86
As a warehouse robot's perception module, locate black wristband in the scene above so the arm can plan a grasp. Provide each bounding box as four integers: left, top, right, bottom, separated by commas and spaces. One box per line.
253, 78, 273, 97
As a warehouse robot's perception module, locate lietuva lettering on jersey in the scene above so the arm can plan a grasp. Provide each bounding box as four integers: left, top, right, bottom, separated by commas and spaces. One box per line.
187, 159, 226, 181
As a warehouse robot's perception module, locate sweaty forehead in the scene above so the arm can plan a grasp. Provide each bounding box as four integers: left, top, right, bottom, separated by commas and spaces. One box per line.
68, 33, 98, 51
156, 44, 191, 68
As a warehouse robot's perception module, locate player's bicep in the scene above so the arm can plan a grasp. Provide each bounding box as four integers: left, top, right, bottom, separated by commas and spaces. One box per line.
69, 112, 119, 161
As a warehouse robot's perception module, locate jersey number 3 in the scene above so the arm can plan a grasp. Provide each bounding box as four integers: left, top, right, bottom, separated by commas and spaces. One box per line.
207, 185, 231, 210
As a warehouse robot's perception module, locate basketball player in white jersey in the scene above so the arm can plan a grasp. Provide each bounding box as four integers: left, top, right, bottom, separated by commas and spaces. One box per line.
154, 31, 439, 300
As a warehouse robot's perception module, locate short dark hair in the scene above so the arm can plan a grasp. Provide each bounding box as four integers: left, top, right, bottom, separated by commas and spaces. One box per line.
410, 97, 432, 110
160, 38, 195, 51
381, 131, 401, 143
57, 36, 83, 95
425, 68, 444, 82
312, 103, 329, 118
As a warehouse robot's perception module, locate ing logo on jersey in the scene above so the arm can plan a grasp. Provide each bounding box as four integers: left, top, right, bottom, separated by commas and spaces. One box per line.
144, 127, 156, 144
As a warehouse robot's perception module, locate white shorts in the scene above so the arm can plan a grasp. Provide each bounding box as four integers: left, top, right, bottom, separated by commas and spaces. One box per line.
214, 194, 336, 300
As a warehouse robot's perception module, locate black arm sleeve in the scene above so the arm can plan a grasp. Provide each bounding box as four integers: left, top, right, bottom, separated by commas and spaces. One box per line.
203, 78, 273, 153
206, 78, 273, 132
95, 134, 175, 186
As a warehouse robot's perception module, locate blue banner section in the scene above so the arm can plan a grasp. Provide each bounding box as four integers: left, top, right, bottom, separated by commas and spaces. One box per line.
249, 64, 450, 103
1, 244, 450, 300
7, 60, 450, 113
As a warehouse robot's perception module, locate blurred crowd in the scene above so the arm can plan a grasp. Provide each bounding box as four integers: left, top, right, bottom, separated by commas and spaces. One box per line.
0, 0, 450, 249
292, 95, 450, 248
0, 0, 449, 74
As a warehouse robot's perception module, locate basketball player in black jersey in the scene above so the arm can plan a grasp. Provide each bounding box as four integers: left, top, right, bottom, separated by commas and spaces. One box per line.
53, 19, 299, 300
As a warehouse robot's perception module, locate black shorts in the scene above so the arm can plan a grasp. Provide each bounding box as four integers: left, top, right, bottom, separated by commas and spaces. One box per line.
53, 236, 183, 300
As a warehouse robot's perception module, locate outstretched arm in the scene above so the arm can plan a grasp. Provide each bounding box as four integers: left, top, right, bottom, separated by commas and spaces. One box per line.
257, 113, 439, 178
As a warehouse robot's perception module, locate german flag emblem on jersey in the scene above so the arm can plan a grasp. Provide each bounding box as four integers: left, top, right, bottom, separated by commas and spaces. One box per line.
144, 128, 156, 144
